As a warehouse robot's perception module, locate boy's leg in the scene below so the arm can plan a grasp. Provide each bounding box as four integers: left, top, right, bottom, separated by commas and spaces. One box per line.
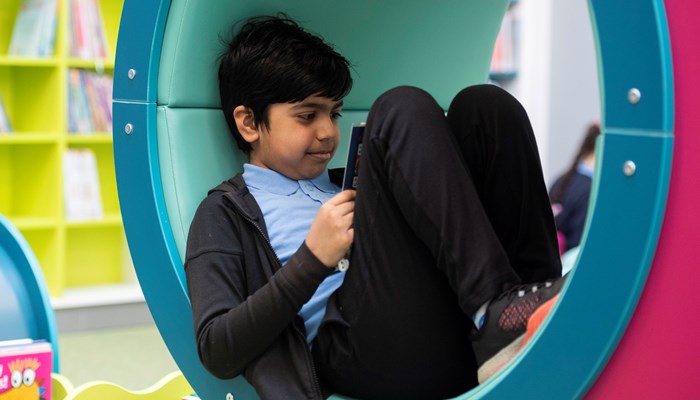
446, 84, 562, 282
445, 85, 563, 383
313, 86, 559, 398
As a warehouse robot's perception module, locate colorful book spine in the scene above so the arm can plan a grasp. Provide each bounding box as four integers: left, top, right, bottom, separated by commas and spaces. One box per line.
67, 69, 113, 133
69, 0, 109, 59
0, 339, 52, 400
0, 94, 12, 134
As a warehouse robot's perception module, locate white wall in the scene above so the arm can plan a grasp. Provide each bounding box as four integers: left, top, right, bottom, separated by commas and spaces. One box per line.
503, 0, 600, 185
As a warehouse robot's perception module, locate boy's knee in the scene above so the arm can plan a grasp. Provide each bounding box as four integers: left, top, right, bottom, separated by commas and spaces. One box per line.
450, 84, 525, 116
373, 86, 440, 114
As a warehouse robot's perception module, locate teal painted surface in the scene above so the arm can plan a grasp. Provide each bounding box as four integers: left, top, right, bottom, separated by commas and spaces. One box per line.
113, 0, 171, 103
0, 214, 59, 371
156, 0, 509, 109
589, 0, 673, 131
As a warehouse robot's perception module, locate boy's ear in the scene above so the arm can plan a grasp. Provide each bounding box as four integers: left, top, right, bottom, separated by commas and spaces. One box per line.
233, 105, 260, 144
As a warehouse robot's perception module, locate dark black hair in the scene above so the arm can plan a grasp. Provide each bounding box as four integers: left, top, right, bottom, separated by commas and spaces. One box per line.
218, 14, 353, 153
550, 123, 601, 204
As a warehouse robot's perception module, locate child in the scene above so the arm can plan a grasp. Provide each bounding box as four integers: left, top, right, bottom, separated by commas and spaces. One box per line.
185, 15, 563, 400
550, 123, 601, 252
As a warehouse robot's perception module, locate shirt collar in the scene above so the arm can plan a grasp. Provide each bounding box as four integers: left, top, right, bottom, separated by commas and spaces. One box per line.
243, 164, 338, 195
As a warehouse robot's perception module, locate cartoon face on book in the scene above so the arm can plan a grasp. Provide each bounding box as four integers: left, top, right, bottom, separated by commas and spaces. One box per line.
0, 354, 51, 400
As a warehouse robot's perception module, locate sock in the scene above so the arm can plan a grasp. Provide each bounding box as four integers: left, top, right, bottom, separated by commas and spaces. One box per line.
472, 300, 490, 330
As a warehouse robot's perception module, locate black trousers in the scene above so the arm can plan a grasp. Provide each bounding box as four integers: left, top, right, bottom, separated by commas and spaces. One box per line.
313, 85, 562, 399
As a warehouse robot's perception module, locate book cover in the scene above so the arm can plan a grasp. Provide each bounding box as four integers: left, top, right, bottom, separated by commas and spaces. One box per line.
0, 339, 52, 400
342, 123, 366, 190
8, 0, 58, 57
63, 148, 103, 221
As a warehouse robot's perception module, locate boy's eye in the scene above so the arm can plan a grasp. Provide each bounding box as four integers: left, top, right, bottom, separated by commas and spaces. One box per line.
331, 112, 343, 120
298, 113, 315, 121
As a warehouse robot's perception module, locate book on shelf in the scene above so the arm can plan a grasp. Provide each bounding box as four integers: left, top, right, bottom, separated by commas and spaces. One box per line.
0, 339, 52, 399
8, 0, 58, 58
0, 94, 12, 134
63, 148, 103, 221
67, 68, 113, 134
342, 123, 366, 190
69, 0, 109, 60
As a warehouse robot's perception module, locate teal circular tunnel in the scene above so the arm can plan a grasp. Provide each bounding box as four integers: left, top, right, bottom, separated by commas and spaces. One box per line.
112, 1, 675, 398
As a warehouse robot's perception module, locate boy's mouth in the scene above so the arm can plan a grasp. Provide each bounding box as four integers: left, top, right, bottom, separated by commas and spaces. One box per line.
307, 147, 334, 161
307, 151, 333, 161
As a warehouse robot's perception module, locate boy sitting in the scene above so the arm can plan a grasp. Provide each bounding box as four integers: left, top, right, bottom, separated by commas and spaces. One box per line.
185, 15, 563, 400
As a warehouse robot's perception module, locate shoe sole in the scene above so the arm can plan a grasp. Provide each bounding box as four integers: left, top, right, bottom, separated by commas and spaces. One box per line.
477, 334, 524, 384
477, 295, 561, 384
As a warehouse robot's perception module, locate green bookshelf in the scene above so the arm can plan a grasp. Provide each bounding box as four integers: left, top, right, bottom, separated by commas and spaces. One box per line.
0, 0, 127, 296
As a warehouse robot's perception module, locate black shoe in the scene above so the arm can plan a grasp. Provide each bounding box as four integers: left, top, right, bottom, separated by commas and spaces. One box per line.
471, 277, 564, 383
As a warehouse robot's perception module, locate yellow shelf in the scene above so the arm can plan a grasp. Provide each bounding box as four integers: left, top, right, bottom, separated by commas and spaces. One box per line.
65, 213, 122, 228
66, 58, 115, 70
0, 0, 127, 297
66, 133, 113, 144
11, 216, 59, 230
0, 57, 61, 67
0, 133, 60, 144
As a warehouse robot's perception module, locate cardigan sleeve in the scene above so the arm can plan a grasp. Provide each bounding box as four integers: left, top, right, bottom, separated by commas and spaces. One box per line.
184, 193, 334, 378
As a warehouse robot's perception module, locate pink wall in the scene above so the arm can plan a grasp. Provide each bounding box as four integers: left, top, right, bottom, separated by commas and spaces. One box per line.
586, 1, 700, 398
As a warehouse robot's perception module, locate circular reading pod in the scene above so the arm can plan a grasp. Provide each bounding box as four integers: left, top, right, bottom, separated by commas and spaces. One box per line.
113, 0, 700, 398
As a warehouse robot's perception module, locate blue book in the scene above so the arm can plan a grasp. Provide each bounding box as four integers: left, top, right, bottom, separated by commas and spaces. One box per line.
342, 123, 366, 190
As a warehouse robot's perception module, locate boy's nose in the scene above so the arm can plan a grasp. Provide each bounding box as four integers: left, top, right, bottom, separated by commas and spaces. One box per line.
317, 117, 337, 140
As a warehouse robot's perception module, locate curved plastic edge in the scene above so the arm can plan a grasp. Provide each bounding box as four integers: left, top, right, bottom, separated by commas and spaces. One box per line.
0, 214, 60, 371
113, 0, 170, 103
113, 1, 260, 399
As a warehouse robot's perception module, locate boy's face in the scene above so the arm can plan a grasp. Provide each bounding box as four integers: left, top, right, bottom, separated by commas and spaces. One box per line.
248, 95, 343, 180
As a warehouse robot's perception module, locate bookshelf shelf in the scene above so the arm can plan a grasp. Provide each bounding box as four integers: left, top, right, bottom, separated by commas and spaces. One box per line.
66, 133, 113, 144
0, 133, 59, 144
0, 0, 127, 297
10, 217, 59, 230
66, 58, 115, 69
0, 57, 61, 67
65, 213, 122, 228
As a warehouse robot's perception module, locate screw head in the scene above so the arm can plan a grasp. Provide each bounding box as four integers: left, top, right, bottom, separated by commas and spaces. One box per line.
628, 88, 641, 105
128, 69, 136, 80
623, 160, 636, 176
226, 393, 234, 400
124, 123, 134, 135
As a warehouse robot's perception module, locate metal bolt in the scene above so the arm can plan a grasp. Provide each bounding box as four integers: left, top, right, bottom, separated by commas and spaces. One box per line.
226, 393, 234, 400
128, 69, 136, 80
623, 160, 636, 176
124, 123, 134, 135
628, 88, 641, 105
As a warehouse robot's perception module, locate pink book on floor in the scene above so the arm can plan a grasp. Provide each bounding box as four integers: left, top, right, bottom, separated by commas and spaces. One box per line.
0, 339, 52, 400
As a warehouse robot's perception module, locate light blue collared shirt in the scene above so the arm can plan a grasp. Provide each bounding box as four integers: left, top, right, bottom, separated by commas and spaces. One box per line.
243, 164, 345, 344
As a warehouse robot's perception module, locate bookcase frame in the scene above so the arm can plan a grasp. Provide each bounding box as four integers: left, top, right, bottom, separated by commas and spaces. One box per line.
0, 0, 127, 297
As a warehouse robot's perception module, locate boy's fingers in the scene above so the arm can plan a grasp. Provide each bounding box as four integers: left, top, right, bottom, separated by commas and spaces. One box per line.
335, 201, 355, 216
327, 189, 356, 205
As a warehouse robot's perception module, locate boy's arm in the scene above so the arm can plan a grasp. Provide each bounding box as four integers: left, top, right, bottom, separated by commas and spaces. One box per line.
187, 243, 331, 378
185, 194, 333, 379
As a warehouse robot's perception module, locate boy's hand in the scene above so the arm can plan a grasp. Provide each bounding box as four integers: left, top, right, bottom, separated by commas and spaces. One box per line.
306, 190, 356, 268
